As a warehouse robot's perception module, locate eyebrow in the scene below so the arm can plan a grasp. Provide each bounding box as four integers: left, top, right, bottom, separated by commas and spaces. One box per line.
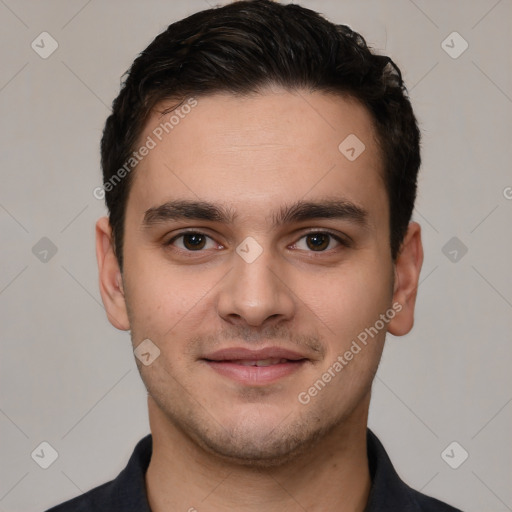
142, 198, 369, 229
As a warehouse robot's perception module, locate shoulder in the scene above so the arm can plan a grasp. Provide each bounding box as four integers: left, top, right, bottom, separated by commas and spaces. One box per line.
44, 480, 114, 512
366, 429, 464, 512
43, 434, 153, 512
407, 487, 464, 511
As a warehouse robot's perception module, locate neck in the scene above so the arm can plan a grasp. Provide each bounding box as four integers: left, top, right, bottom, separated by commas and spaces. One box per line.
145, 396, 371, 512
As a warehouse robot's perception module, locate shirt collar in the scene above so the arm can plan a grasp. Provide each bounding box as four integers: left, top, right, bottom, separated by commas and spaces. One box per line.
364, 429, 423, 511
110, 429, 429, 511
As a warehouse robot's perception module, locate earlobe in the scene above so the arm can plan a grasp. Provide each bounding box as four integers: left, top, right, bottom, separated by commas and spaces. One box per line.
387, 222, 424, 337
95, 217, 130, 331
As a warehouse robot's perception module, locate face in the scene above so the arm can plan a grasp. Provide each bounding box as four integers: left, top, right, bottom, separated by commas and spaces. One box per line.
97, 88, 422, 466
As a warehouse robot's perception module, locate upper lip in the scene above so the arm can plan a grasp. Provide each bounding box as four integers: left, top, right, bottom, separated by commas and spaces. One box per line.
202, 347, 308, 361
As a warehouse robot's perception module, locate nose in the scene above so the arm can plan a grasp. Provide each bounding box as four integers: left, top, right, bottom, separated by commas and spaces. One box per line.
216, 243, 296, 328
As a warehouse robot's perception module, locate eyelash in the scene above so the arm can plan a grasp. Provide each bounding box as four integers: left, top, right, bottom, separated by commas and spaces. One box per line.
164, 230, 350, 255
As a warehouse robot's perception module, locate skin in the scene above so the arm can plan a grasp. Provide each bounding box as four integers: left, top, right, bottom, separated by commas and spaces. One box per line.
96, 88, 423, 511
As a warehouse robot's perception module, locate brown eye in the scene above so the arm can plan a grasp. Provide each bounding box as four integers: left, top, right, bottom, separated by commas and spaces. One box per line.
167, 232, 216, 251
182, 233, 207, 250
293, 232, 344, 252
305, 233, 330, 251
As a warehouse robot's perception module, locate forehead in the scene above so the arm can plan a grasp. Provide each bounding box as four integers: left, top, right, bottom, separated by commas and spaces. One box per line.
127, 89, 387, 229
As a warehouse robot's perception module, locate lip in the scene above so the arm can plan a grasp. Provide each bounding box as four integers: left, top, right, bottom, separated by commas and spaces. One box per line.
201, 347, 309, 386
203, 347, 307, 362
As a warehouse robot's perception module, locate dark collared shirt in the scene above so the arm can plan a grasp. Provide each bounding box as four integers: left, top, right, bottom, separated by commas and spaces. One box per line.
45, 429, 463, 511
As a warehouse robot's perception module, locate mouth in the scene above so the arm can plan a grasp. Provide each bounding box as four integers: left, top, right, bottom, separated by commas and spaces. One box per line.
222, 357, 296, 367
201, 347, 309, 385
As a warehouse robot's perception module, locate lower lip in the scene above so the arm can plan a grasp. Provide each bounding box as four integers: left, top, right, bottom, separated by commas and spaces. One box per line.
204, 360, 307, 385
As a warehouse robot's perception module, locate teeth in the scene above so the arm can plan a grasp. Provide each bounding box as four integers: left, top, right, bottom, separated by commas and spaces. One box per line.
237, 358, 288, 367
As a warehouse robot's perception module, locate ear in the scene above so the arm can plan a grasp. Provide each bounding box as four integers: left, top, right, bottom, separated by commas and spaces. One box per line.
387, 221, 423, 336
95, 217, 130, 331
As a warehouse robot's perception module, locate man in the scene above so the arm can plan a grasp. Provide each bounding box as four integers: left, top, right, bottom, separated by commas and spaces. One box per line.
47, 1, 463, 510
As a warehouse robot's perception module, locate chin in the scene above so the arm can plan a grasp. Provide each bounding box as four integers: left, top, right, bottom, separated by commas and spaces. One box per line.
188, 412, 328, 468
200, 434, 316, 468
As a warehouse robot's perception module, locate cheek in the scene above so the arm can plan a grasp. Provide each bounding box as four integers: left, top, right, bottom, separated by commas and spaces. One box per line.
299, 262, 393, 340
122, 252, 221, 345
122, 257, 181, 335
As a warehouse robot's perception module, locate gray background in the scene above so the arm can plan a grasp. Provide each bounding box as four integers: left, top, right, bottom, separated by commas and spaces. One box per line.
1, 1, 511, 510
